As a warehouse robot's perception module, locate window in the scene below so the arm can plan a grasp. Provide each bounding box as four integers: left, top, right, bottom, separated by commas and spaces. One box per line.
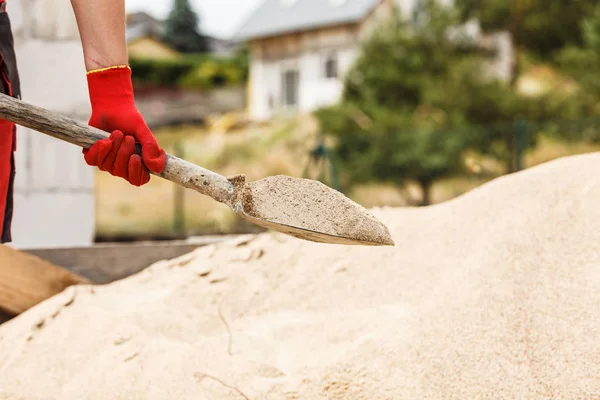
324, 53, 338, 79
281, 69, 299, 107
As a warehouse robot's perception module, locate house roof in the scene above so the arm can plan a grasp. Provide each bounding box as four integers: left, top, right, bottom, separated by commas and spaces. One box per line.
125, 11, 241, 56
126, 12, 165, 43
234, 0, 381, 41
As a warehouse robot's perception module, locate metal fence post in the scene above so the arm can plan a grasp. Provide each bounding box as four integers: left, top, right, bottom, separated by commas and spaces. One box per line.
514, 119, 527, 171
173, 140, 185, 234
303, 133, 342, 192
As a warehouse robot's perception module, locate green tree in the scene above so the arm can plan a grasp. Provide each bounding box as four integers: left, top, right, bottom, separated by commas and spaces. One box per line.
424, 57, 546, 171
342, 1, 480, 110
163, 0, 209, 53
455, 0, 597, 63
549, 3, 600, 142
454, 0, 600, 154
557, 3, 600, 96
315, 104, 467, 205
315, 2, 487, 205
314, 0, 553, 203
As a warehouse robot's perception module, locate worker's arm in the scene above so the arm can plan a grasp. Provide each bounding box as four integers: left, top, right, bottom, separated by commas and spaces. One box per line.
70, 0, 128, 71
69, 0, 166, 186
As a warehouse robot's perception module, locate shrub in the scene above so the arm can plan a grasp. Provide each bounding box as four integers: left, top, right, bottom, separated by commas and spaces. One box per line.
129, 54, 248, 91
129, 57, 196, 87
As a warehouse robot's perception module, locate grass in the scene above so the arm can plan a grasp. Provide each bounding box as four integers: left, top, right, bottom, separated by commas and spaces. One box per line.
525, 135, 600, 167
94, 116, 600, 240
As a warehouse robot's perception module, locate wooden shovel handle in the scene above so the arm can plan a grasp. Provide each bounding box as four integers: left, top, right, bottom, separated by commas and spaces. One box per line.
0, 93, 234, 205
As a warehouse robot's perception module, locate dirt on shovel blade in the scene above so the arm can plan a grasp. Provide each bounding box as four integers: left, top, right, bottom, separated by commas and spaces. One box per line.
234, 175, 394, 246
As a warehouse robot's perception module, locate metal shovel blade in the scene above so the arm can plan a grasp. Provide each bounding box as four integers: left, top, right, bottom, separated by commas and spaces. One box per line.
227, 174, 395, 246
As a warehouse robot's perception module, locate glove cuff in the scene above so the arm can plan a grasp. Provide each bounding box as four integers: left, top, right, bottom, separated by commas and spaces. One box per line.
87, 65, 136, 110
86, 64, 130, 76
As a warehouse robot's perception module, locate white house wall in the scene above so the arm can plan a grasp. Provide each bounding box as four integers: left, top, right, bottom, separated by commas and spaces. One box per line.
7, 0, 95, 249
246, 0, 402, 121
298, 46, 356, 111
247, 16, 364, 121
249, 44, 357, 121
248, 54, 271, 121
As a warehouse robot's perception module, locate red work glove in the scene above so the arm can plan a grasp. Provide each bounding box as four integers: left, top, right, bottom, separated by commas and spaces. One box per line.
83, 130, 151, 186
83, 65, 166, 186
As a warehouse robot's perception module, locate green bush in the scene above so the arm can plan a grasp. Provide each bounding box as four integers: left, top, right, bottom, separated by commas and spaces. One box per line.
129, 57, 196, 87
178, 59, 244, 90
129, 50, 248, 90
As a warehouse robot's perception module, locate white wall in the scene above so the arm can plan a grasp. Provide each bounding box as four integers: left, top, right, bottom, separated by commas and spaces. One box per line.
299, 47, 356, 111
6, 0, 95, 249
249, 45, 357, 121
248, 53, 270, 121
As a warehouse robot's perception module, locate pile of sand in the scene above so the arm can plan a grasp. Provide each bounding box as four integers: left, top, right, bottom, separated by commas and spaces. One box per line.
1, 153, 600, 399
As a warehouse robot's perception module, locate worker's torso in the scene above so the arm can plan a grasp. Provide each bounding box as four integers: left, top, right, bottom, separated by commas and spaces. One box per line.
0, 7, 18, 242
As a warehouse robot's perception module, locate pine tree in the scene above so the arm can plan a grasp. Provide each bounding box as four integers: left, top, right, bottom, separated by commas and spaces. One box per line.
558, 3, 600, 96
455, 0, 597, 63
163, 0, 209, 53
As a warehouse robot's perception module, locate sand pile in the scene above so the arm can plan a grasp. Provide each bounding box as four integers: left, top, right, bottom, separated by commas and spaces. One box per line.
1, 153, 600, 399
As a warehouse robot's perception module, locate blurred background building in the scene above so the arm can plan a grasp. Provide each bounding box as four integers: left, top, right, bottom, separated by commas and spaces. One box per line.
9, 0, 95, 249
236, 0, 512, 121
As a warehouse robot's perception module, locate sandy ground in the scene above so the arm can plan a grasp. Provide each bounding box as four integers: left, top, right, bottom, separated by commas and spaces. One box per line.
1, 152, 600, 399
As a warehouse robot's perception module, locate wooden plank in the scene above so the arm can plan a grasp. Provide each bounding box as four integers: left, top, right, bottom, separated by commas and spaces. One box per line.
24, 237, 230, 284
0, 244, 89, 317
0, 309, 11, 324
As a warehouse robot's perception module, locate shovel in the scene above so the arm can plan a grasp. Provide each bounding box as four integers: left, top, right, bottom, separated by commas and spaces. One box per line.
0, 93, 394, 246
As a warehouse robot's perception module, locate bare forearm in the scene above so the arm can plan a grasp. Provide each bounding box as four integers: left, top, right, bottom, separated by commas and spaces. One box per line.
70, 0, 128, 71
